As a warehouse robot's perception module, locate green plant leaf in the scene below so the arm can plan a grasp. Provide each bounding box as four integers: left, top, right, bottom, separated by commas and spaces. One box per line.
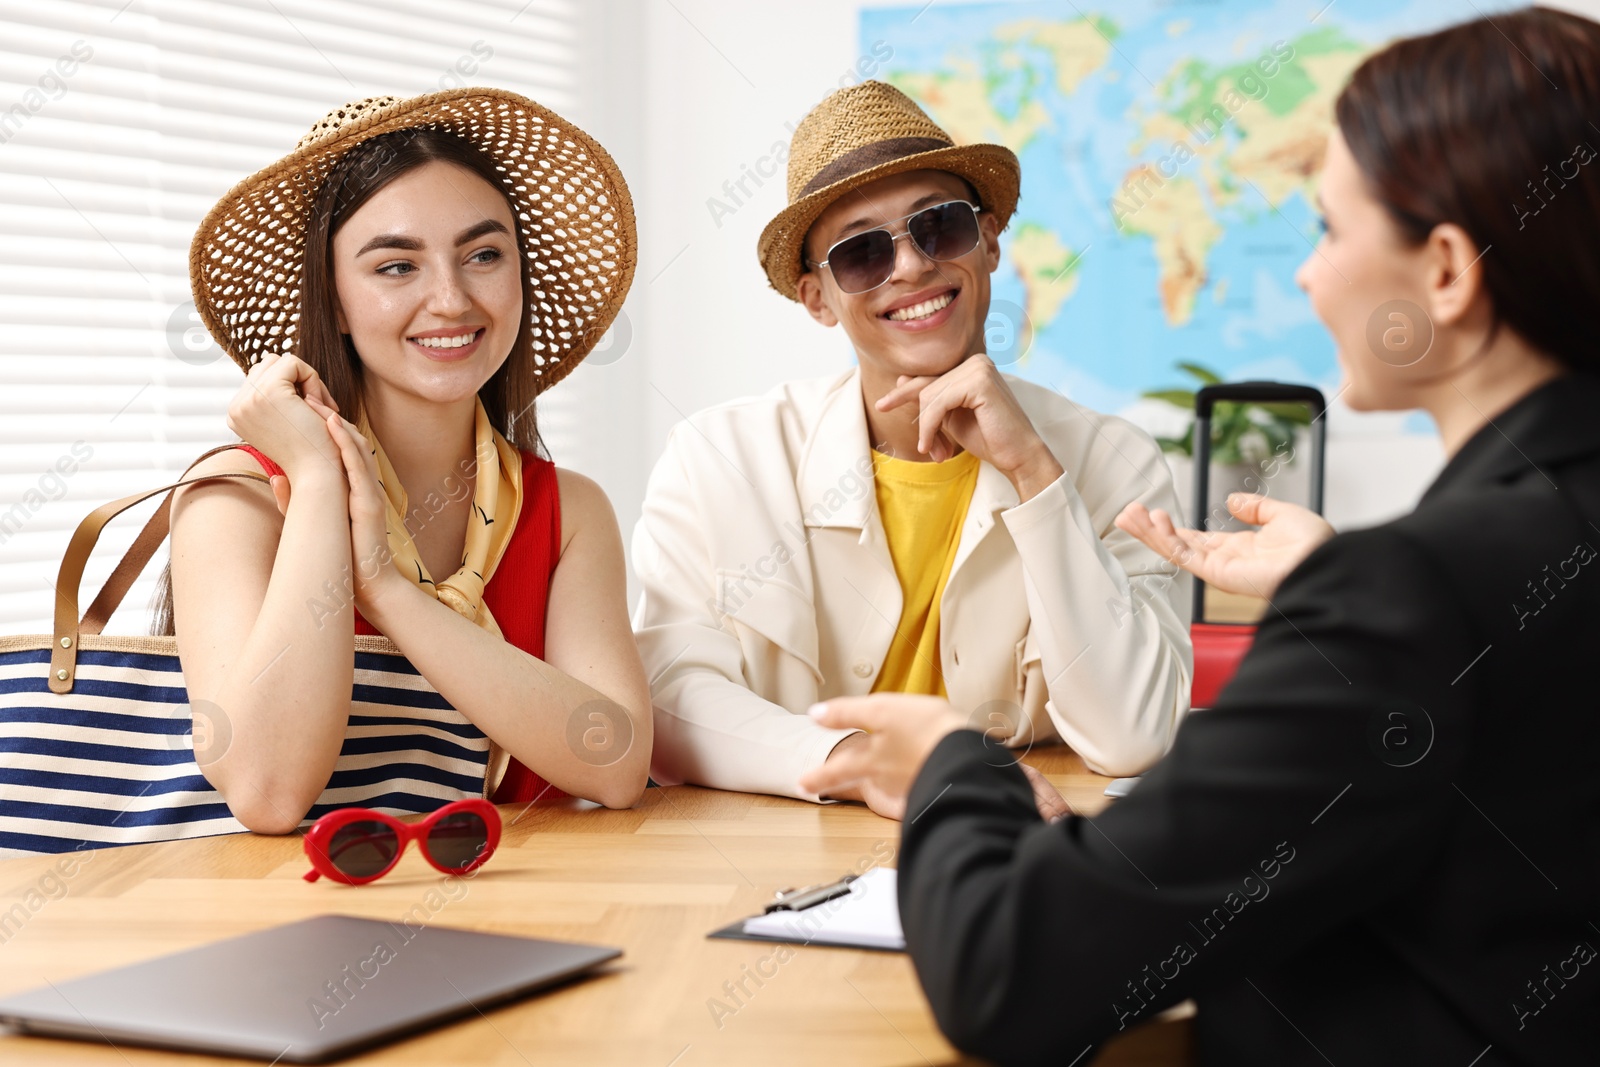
1141, 389, 1197, 408
1255, 401, 1314, 424
1154, 434, 1194, 457
1177, 361, 1223, 385
1149, 361, 1313, 468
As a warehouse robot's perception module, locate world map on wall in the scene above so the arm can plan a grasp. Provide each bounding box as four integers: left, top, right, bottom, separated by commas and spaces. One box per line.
860, 0, 1511, 425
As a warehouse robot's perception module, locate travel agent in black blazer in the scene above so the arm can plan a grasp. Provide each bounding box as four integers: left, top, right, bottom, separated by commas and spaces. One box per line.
799, 8, 1600, 1066
896, 369, 1600, 1065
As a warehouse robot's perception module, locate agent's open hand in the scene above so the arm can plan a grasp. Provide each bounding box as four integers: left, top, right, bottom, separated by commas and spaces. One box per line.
801, 694, 1071, 823
802, 696, 964, 811
1115, 493, 1334, 601
1019, 762, 1071, 823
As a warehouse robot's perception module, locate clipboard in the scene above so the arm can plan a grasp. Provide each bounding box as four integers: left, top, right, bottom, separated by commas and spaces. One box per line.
707, 867, 905, 953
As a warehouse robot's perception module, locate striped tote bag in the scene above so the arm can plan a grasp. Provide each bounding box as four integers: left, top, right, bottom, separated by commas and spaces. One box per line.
0, 450, 499, 859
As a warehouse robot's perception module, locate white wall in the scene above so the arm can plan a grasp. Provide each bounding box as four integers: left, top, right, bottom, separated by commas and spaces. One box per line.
569, 0, 885, 609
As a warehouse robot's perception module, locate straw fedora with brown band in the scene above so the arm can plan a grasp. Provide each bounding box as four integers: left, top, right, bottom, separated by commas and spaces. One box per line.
757, 80, 1020, 301
189, 87, 636, 393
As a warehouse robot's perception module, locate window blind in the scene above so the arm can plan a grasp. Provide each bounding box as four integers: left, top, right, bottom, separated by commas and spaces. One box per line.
0, 0, 584, 632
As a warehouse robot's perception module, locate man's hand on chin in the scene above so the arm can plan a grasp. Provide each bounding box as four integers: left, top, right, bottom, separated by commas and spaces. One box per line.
874, 354, 1065, 502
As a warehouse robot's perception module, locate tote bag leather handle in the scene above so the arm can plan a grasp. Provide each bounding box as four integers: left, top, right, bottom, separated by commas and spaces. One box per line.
49, 445, 270, 693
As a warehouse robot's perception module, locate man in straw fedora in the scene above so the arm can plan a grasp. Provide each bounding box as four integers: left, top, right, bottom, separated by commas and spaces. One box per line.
632, 81, 1192, 817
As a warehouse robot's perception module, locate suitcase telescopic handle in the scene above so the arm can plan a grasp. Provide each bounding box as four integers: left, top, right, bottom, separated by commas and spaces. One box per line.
1190, 382, 1327, 625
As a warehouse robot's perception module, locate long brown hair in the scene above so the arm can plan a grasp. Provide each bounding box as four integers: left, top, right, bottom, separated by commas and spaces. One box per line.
1336, 5, 1600, 372
153, 128, 545, 634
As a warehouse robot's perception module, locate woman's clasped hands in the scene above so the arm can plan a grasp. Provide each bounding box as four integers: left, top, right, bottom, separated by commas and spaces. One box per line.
224, 351, 401, 614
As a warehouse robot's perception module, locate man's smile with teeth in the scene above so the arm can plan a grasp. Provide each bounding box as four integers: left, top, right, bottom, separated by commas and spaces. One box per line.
885, 291, 955, 321
409, 329, 483, 349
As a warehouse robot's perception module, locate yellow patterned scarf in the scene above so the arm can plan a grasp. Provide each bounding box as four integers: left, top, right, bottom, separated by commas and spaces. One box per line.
358, 398, 523, 637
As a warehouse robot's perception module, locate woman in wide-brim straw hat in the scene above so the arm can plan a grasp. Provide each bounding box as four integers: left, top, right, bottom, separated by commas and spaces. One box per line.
164, 88, 652, 832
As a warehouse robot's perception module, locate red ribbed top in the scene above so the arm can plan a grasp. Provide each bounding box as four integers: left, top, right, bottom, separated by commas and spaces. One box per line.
233, 444, 564, 805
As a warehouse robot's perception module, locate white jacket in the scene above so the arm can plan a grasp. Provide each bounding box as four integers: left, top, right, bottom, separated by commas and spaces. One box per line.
632, 368, 1192, 800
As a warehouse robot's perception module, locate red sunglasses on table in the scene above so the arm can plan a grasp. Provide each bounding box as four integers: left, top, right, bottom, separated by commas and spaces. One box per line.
302, 799, 502, 885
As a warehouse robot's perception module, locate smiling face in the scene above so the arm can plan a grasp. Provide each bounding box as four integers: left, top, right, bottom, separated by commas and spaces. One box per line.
796, 169, 1002, 384
331, 159, 523, 410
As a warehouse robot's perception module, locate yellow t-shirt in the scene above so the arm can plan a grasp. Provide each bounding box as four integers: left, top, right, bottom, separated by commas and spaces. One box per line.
869, 448, 982, 697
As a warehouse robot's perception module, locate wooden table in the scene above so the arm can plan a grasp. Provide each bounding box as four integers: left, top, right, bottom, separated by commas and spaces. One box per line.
1203, 586, 1267, 625
0, 746, 1190, 1066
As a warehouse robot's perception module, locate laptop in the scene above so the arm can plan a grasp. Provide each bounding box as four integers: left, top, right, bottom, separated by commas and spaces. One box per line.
0, 914, 620, 1063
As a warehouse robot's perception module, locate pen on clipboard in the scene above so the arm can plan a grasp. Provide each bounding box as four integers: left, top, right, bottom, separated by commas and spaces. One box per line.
764, 873, 859, 913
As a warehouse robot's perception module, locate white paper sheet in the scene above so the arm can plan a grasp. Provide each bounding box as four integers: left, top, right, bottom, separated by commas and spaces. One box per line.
741, 866, 905, 951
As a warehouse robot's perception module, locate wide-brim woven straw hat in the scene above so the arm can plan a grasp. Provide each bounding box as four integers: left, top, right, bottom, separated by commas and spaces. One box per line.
190, 87, 636, 393
757, 80, 1019, 301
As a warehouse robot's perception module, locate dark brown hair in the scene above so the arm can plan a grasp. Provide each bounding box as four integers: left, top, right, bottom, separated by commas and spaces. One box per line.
153, 128, 543, 634
1337, 5, 1600, 371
